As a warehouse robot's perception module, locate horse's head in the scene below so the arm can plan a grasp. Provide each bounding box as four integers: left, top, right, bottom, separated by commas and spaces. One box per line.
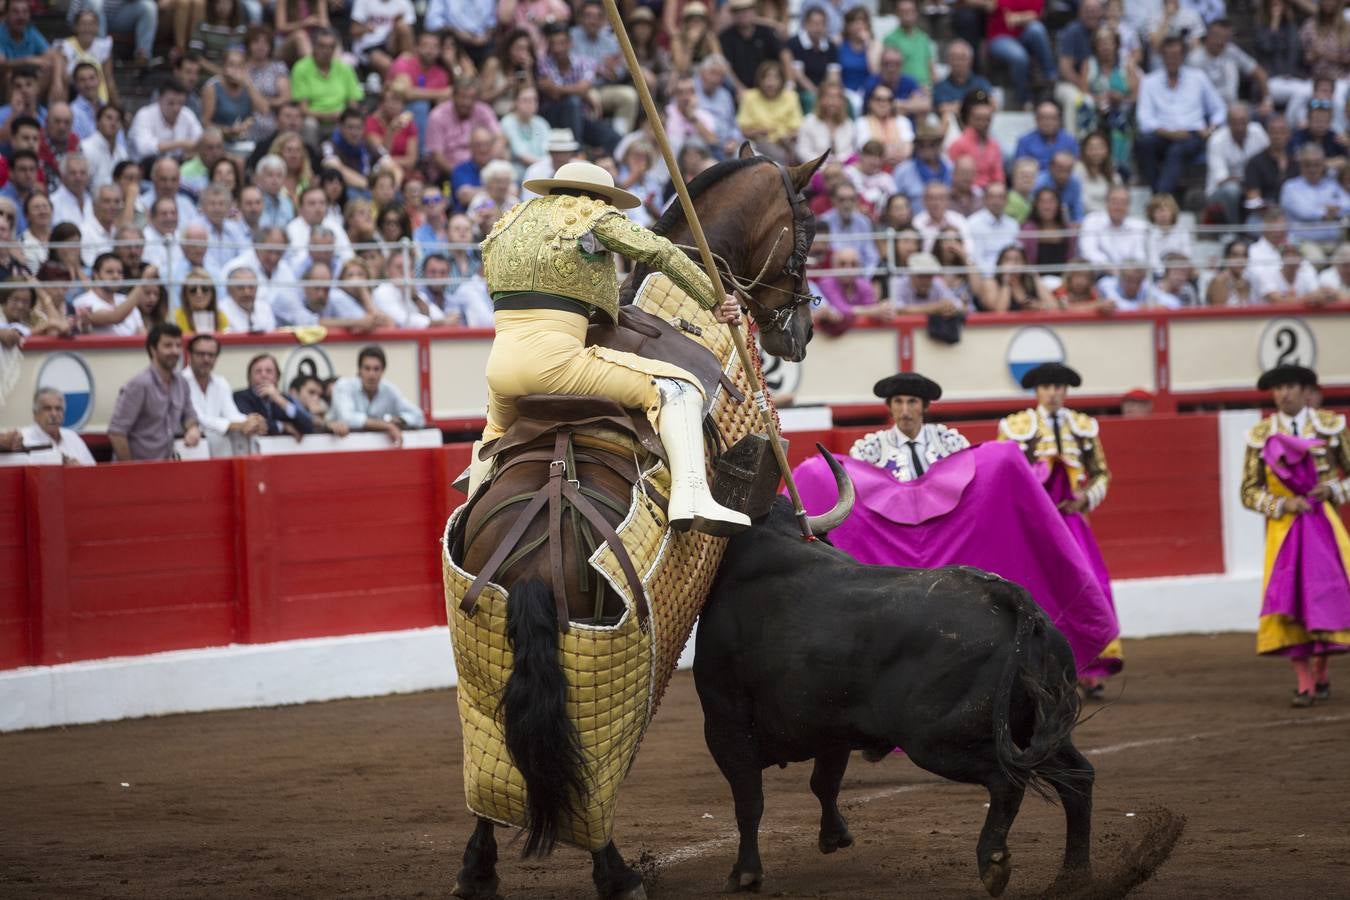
729, 143, 829, 363
635, 147, 829, 363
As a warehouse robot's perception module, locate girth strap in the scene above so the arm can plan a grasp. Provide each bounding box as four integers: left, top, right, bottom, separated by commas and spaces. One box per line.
459, 429, 651, 632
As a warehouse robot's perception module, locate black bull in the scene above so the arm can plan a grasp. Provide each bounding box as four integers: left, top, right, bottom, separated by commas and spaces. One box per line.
694, 496, 1094, 897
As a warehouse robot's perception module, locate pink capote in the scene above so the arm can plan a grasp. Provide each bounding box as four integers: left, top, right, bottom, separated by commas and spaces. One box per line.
792, 442, 1121, 675
1260, 433, 1350, 658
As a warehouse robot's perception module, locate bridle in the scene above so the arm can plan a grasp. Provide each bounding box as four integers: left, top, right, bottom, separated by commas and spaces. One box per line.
675, 158, 818, 334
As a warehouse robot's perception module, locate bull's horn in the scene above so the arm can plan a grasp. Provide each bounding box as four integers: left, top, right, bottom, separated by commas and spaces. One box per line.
804, 443, 855, 534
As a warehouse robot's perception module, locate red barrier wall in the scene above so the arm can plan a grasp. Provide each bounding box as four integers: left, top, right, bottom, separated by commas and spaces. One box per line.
0, 469, 29, 669
1, 417, 1226, 671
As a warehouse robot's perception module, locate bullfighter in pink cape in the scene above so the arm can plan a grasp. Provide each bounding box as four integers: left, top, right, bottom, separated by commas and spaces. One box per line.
794, 371, 1120, 680
1241, 364, 1350, 708
997, 362, 1122, 698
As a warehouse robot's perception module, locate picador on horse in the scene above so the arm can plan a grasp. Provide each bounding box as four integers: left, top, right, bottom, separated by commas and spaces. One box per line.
442, 148, 847, 900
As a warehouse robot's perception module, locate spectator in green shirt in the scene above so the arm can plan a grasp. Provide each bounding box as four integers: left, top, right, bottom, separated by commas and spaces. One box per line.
883, 0, 936, 87
290, 28, 363, 146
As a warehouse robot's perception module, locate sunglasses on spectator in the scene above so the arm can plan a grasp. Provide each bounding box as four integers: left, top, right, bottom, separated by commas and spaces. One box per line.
186, 284, 213, 294
422, 194, 445, 205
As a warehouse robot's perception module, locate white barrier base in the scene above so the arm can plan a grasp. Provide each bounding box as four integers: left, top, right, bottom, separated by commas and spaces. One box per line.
1, 572, 1264, 733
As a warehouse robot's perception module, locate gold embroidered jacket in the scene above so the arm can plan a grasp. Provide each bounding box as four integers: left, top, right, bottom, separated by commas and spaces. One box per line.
481, 194, 719, 323
997, 406, 1111, 511
1241, 409, 1350, 518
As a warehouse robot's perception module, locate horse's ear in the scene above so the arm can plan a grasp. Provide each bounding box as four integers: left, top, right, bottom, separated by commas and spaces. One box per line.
737, 140, 757, 159
789, 150, 830, 192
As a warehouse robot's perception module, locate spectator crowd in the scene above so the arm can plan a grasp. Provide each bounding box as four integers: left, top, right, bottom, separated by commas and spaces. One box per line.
0, 0, 1348, 375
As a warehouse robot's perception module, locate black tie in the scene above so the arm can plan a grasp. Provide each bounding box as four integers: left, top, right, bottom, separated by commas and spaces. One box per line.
908, 440, 925, 477
1053, 415, 1064, 457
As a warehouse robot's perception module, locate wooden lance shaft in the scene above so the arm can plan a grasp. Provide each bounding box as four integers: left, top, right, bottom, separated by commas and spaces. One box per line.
600, 0, 816, 540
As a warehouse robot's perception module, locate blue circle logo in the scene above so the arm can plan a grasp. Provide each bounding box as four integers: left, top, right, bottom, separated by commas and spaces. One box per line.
1006, 326, 1066, 388
36, 352, 95, 429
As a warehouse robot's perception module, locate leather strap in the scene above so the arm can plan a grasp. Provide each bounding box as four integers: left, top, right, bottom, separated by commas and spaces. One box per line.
461, 488, 551, 615
547, 432, 570, 631
561, 479, 650, 628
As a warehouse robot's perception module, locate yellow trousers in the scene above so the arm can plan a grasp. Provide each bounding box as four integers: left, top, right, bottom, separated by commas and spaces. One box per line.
483, 308, 703, 442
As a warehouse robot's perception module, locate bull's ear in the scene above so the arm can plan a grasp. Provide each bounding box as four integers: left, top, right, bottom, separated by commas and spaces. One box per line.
789, 149, 830, 191
737, 140, 757, 159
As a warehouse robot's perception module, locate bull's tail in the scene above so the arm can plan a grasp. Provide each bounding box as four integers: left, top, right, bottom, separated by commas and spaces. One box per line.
991, 585, 1083, 800
500, 578, 586, 857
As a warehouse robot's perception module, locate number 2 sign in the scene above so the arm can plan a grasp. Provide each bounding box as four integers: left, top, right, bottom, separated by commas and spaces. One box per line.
1258, 317, 1317, 371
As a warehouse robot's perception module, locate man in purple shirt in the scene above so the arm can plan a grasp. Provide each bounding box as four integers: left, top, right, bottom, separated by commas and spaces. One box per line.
537, 22, 619, 156
108, 323, 202, 461
425, 75, 502, 182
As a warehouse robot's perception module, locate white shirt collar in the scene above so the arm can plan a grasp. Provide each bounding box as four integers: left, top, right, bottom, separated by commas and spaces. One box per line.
1276, 407, 1310, 434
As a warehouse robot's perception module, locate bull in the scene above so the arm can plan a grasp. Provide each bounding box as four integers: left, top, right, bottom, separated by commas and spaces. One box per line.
694, 482, 1094, 897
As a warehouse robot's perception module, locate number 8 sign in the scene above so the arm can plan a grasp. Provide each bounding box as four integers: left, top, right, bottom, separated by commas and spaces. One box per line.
1258, 317, 1317, 371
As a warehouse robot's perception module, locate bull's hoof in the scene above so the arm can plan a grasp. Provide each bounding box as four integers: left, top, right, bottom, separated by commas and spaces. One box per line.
603, 885, 647, 900
453, 873, 502, 900
723, 868, 763, 893
980, 850, 1012, 897
818, 827, 854, 854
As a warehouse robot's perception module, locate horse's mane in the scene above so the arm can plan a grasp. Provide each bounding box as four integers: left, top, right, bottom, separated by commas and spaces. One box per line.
651, 157, 772, 237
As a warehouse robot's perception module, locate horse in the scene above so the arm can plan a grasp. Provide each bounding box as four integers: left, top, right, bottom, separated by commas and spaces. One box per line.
694, 496, 1093, 897
450, 146, 837, 900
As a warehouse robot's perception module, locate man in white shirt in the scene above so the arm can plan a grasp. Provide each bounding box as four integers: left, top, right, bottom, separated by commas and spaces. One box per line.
912, 180, 975, 262
80, 184, 124, 269
218, 268, 278, 333
286, 185, 353, 268
49, 152, 94, 228
138, 156, 200, 231
1095, 260, 1153, 310
22, 387, 95, 465
1318, 243, 1350, 300
141, 195, 185, 278
372, 251, 444, 328
73, 253, 147, 336
79, 102, 129, 189
349, 0, 415, 74
1135, 37, 1226, 194
849, 372, 969, 483
1260, 243, 1321, 304
197, 184, 251, 279
966, 182, 1020, 277
1205, 102, 1268, 225
221, 226, 305, 325
1247, 208, 1291, 298
1185, 19, 1267, 106
181, 333, 267, 456
1078, 186, 1149, 274
127, 79, 203, 161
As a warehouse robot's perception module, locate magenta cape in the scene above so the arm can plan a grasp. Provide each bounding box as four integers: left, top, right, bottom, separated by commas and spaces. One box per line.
1260, 433, 1350, 657
792, 442, 1120, 675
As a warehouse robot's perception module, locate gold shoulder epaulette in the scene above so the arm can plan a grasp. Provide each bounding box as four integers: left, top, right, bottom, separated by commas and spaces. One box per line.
999, 409, 1037, 442
1067, 409, 1099, 438
1313, 408, 1347, 436
1246, 417, 1274, 449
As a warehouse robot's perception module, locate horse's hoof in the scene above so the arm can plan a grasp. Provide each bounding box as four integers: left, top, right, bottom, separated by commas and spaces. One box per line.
818, 828, 854, 854
453, 875, 502, 900
723, 868, 763, 893
980, 850, 1012, 897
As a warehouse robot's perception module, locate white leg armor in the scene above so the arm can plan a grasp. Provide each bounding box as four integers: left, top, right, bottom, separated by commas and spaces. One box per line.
655, 378, 751, 536
465, 440, 494, 498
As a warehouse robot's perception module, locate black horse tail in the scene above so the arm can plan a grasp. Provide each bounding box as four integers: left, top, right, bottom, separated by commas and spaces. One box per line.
991, 583, 1083, 800
500, 578, 587, 857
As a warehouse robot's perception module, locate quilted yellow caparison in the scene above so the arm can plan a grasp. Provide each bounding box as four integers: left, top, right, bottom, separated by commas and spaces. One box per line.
442, 273, 768, 850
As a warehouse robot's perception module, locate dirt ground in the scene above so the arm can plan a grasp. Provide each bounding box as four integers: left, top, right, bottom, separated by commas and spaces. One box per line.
3, 633, 1348, 899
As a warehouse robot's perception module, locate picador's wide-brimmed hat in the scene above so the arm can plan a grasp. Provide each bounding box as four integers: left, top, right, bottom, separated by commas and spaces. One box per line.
874, 372, 942, 403
1257, 364, 1318, 391
1020, 362, 1082, 389
523, 160, 641, 209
